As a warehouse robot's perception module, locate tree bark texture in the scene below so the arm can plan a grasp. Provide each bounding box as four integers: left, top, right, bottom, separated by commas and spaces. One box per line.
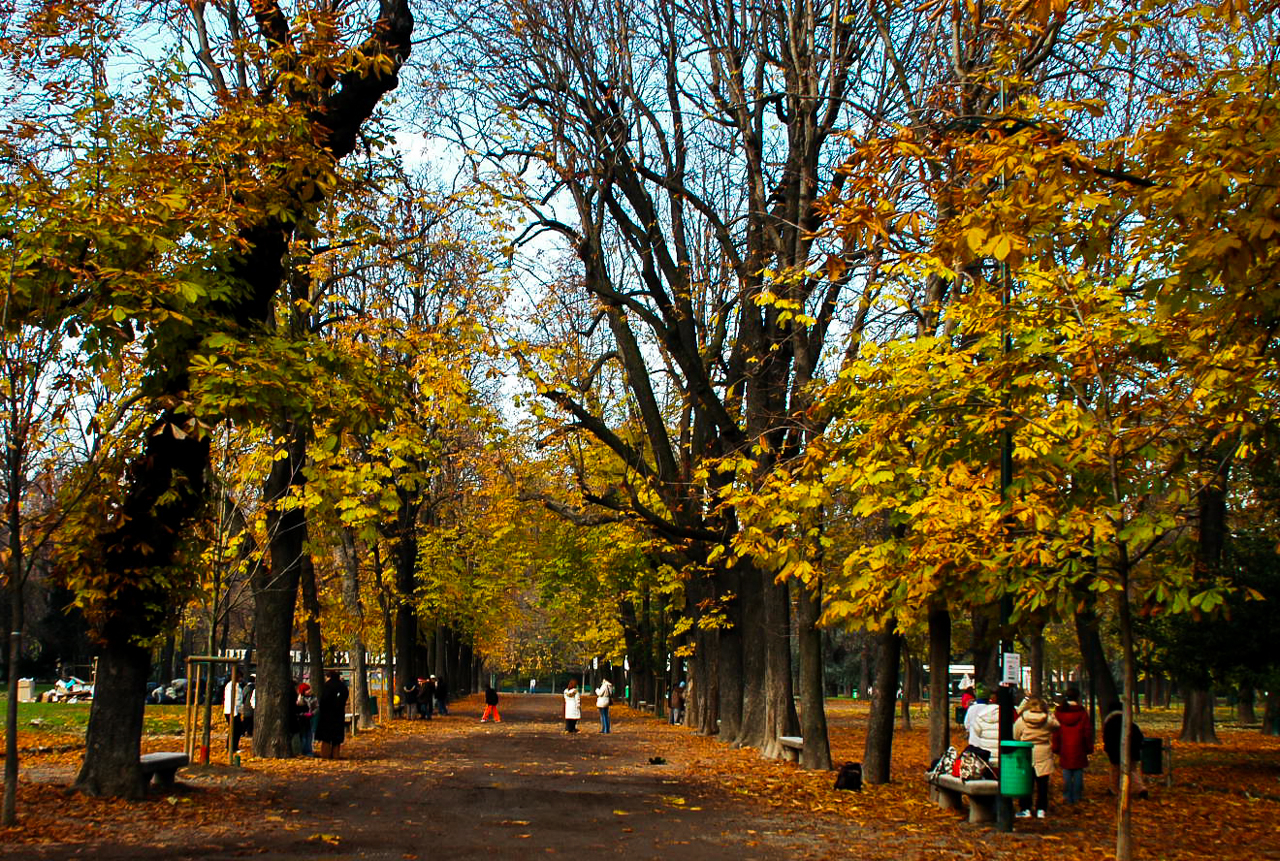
1180, 689, 1220, 743
796, 578, 831, 770
863, 623, 902, 785
1075, 598, 1120, 710
927, 603, 952, 762
339, 528, 372, 728
253, 421, 307, 759
74, 0, 413, 794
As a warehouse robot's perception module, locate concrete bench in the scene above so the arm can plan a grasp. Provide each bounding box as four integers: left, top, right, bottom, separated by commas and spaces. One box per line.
778, 735, 804, 762
140, 752, 189, 790
927, 773, 1000, 823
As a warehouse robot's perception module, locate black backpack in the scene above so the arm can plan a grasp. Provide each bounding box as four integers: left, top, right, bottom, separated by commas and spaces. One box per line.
834, 761, 862, 791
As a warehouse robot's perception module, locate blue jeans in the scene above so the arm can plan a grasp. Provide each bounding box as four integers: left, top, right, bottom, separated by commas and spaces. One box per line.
436, 697, 448, 715
599, 707, 611, 733
1063, 768, 1084, 803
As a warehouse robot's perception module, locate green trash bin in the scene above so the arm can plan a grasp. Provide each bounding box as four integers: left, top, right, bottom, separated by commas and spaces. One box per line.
1000, 740, 1035, 797
1141, 737, 1163, 774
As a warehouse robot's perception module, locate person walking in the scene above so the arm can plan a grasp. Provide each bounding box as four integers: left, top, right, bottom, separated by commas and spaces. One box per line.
435, 674, 449, 716
595, 678, 615, 733
1103, 701, 1149, 799
1014, 696, 1058, 818
669, 682, 685, 725
481, 685, 501, 722
419, 676, 435, 719
241, 674, 257, 739
316, 670, 349, 760
564, 678, 582, 733
1052, 687, 1093, 803
223, 667, 244, 754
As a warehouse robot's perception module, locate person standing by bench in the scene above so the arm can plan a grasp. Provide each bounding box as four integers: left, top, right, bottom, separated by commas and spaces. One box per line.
1014, 696, 1058, 818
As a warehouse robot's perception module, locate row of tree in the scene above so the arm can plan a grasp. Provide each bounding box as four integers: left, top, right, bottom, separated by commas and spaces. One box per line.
3, 4, 1280, 861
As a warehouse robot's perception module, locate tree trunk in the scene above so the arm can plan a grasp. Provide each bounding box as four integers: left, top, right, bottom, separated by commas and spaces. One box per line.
75, 638, 150, 798
863, 623, 901, 785
927, 602, 952, 762
1180, 688, 1219, 743
1236, 687, 1256, 725
1027, 620, 1046, 698
1262, 689, 1280, 736
77, 423, 210, 797
392, 490, 420, 687
1075, 597, 1120, 710
971, 603, 999, 687
795, 578, 831, 770
759, 569, 799, 758
300, 553, 324, 696
717, 565, 744, 742
338, 528, 372, 729
858, 635, 871, 701
736, 561, 767, 748
253, 422, 308, 759
4, 473, 24, 823
373, 541, 394, 711
900, 643, 913, 732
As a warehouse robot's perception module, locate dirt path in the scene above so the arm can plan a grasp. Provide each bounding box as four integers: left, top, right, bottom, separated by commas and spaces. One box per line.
10, 695, 830, 860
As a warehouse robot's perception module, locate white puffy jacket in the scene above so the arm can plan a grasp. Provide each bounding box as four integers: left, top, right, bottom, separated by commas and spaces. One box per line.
965, 701, 1001, 759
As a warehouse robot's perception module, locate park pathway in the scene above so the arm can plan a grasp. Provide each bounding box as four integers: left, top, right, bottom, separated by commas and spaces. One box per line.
12, 693, 835, 860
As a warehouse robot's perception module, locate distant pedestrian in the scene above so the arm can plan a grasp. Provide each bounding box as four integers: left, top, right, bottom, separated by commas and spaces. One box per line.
419, 676, 435, 719
241, 674, 257, 739
595, 678, 615, 734
295, 681, 318, 756
564, 678, 582, 733
223, 667, 244, 753
481, 685, 501, 722
1103, 701, 1148, 800
400, 677, 420, 720
669, 682, 685, 725
435, 674, 449, 715
1013, 696, 1058, 819
316, 670, 349, 760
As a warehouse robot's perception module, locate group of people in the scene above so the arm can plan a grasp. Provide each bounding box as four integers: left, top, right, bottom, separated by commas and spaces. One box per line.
223, 667, 350, 760
561, 677, 618, 732
399, 674, 450, 719
959, 684, 1151, 818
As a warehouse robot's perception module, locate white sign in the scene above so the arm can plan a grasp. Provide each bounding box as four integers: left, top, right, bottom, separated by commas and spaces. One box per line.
1002, 653, 1021, 686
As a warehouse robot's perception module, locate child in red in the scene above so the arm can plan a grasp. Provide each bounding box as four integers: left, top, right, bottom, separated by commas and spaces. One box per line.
481, 685, 502, 722
1052, 688, 1093, 803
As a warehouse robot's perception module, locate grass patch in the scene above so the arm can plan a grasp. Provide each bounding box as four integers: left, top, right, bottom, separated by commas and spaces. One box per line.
0, 700, 187, 735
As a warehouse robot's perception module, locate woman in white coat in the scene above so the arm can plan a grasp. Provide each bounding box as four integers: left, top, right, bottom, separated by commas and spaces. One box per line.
563, 678, 582, 733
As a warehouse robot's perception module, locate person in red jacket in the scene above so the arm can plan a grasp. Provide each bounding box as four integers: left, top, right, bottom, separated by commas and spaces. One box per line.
1052, 688, 1094, 803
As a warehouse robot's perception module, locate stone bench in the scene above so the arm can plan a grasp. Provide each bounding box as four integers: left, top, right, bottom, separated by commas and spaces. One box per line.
778, 735, 804, 763
927, 773, 1000, 823
140, 752, 189, 790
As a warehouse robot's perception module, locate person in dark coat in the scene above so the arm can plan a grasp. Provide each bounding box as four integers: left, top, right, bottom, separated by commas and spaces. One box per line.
1103, 700, 1148, 799
481, 685, 501, 722
1052, 687, 1093, 803
434, 674, 449, 716
419, 676, 435, 719
316, 671, 349, 759
400, 677, 420, 720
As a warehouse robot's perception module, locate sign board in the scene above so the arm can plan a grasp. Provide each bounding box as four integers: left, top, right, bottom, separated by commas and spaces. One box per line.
1002, 652, 1021, 686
